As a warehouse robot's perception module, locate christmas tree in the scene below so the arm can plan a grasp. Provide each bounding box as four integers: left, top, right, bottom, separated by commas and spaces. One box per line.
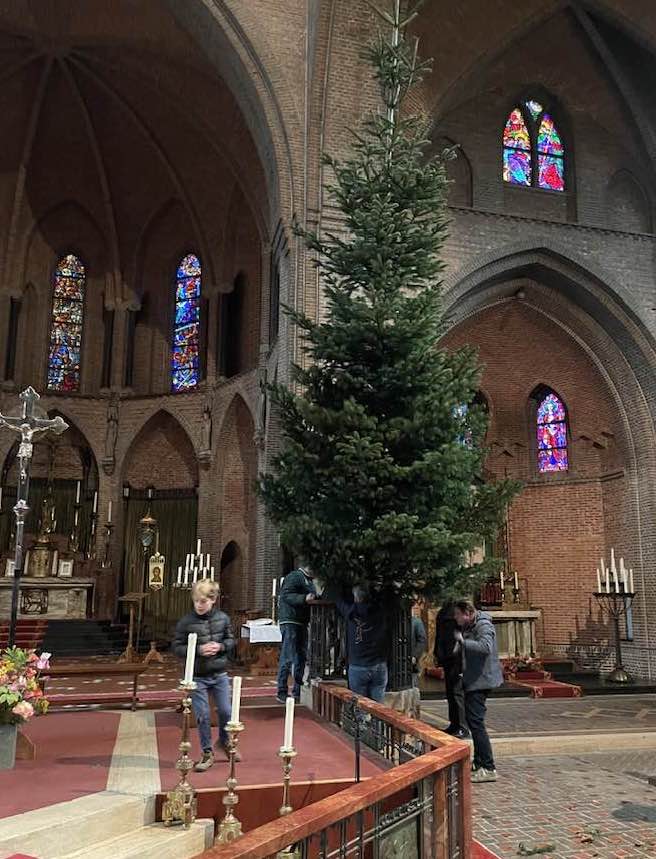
259, 1, 519, 602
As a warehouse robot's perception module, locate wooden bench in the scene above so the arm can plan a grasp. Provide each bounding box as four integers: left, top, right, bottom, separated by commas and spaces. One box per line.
41, 662, 150, 711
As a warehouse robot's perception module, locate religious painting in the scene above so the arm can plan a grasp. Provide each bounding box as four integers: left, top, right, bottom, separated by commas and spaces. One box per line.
20, 588, 48, 615
58, 559, 74, 578
148, 553, 165, 590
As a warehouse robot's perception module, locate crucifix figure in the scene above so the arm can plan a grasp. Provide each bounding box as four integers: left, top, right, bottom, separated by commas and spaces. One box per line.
0, 387, 68, 646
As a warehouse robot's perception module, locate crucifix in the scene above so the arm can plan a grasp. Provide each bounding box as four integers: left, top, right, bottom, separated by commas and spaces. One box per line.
0, 387, 68, 646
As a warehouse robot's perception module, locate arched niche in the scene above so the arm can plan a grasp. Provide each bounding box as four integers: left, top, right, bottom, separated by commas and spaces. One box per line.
219, 540, 243, 614
217, 395, 256, 605
606, 170, 652, 233
123, 410, 198, 490
433, 137, 473, 207
0, 412, 99, 549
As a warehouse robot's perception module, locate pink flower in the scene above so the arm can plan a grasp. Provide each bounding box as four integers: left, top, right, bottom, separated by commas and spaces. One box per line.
36, 653, 51, 670
11, 701, 34, 721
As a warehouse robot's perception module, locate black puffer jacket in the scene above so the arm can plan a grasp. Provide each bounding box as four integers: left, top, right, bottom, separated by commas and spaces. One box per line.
173, 607, 235, 676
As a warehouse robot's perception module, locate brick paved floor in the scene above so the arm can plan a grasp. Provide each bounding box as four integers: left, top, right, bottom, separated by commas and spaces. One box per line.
472, 752, 656, 858
421, 695, 656, 736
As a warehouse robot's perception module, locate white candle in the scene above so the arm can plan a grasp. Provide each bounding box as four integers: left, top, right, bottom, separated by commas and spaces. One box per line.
177, 565, 182, 585
107, 501, 112, 524
183, 633, 197, 684
630, 569, 634, 593
92, 491, 98, 513
210, 566, 215, 580
513, 570, 519, 590
596, 567, 602, 593
206, 553, 210, 570
194, 568, 198, 583
197, 538, 201, 555
184, 566, 189, 586
230, 676, 242, 724
621, 560, 628, 592
283, 696, 295, 749
499, 570, 504, 591
75, 481, 81, 503
610, 548, 617, 575
185, 553, 190, 571
605, 566, 610, 593
613, 567, 619, 592
74, 508, 79, 526
273, 578, 277, 597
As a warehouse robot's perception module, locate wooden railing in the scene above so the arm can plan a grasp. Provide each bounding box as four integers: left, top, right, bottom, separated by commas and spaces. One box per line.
200, 683, 472, 859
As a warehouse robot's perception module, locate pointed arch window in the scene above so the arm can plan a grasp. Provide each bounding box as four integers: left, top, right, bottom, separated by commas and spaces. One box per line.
503, 99, 565, 192
172, 253, 202, 392
536, 391, 568, 472
46, 253, 86, 392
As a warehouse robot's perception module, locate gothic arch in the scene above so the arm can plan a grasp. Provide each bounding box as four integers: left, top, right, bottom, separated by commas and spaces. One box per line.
122, 409, 198, 489
606, 169, 652, 233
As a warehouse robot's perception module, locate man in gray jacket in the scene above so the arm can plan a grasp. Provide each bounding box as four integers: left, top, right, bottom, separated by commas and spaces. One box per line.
453, 600, 503, 783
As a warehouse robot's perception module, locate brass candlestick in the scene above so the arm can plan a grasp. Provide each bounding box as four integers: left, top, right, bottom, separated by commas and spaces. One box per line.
277, 746, 299, 859
162, 682, 197, 829
216, 721, 244, 845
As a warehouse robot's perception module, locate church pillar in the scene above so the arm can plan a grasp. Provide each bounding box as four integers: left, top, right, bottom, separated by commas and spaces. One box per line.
195, 461, 220, 599
204, 289, 218, 384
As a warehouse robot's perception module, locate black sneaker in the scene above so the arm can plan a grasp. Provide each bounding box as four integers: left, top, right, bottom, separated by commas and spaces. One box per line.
276, 694, 288, 704
452, 728, 471, 740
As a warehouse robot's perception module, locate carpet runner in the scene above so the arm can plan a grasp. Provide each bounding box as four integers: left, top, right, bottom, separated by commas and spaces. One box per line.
505, 670, 582, 698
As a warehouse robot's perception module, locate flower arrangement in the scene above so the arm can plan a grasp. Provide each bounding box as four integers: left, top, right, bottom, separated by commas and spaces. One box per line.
503, 656, 545, 677
0, 647, 50, 725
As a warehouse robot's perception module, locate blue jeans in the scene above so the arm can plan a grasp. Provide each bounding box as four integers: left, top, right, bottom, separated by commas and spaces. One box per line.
191, 673, 231, 752
277, 623, 308, 698
348, 662, 388, 703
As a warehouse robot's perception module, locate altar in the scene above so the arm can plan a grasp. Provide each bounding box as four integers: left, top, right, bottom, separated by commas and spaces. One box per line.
0, 577, 94, 619
488, 609, 541, 659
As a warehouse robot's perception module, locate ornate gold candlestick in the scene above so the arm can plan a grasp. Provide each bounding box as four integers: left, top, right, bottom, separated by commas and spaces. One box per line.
162, 682, 197, 829
277, 746, 299, 858
216, 720, 244, 844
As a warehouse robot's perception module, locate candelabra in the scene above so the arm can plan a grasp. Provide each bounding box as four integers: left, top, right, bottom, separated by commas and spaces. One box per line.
162, 682, 197, 828
499, 570, 521, 606
216, 720, 245, 844
276, 746, 300, 859
68, 502, 81, 554
593, 588, 636, 683
101, 522, 114, 569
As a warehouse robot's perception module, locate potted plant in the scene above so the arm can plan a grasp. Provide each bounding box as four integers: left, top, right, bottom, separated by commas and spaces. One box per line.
0, 647, 50, 769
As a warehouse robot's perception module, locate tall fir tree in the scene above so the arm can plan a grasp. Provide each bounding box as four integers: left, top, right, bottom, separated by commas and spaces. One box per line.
259, 1, 519, 602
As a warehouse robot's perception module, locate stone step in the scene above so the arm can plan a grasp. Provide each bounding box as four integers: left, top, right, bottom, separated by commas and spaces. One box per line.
0, 792, 154, 858
60, 819, 214, 859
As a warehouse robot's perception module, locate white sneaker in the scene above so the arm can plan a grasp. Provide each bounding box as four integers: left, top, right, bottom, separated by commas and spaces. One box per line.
471, 767, 497, 783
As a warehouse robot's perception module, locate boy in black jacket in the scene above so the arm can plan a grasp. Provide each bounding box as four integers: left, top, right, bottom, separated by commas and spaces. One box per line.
173, 579, 236, 772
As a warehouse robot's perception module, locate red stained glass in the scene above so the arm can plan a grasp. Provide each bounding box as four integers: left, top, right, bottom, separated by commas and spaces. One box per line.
537, 392, 568, 473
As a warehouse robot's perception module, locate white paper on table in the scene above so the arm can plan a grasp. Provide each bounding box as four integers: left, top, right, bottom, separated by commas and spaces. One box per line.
241, 624, 282, 643
245, 618, 274, 627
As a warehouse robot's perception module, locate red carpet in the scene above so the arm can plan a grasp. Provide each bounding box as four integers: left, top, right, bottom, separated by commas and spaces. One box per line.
156, 707, 386, 790
506, 673, 582, 698
0, 711, 120, 818
473, 842, 502, 858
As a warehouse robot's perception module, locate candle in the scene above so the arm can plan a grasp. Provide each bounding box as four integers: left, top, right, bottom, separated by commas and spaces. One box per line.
605, 566, 610, 593
92, 491, 98, 513
185, 553, 190, 571
206, 553, 210, 570
610, 548, 617, 575
273, 578, 277, 597
197, 538, 201, 555
283, 696, 295, 749
513, 570, 518, 590
75, 481, 81, 504
107, 501, 112, 524
620, 559, 628, 592
210, 566, 215, 580
596, 567, 602, 593
177, 565, 182, 585
74, 508, 79, 526
630, 568, 634, 593
499, 570, 504, 591
183, 633, 197, 685
193, 568, 198, 583
613, 567, 619, 593
184, 566, 189, 586
230, 676, 242, 723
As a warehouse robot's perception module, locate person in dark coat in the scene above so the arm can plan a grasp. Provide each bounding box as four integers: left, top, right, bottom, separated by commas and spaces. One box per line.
434, 599, 469, 739
333, 585, 391, 703
173, 579, 236, 772
276, 562, 316, 703
453, 600, 503, 783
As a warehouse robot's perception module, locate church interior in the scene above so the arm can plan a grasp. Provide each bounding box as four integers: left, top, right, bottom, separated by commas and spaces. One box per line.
2, 2, 656, 858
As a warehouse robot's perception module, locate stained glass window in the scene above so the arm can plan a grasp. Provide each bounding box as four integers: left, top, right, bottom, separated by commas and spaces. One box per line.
537, 392, 568, 473
503, 101, 565, 192
46, 254, 85, 392
172, 253, 201, 392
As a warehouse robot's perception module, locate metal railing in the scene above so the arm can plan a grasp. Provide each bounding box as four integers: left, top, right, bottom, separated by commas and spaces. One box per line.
308, 600, 413, 692
203, 683, 472, 859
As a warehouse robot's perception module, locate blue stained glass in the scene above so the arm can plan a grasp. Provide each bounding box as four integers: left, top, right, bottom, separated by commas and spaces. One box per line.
503, 148, 531, 185
47, 254, 85, 392
172, 254, 201, 392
